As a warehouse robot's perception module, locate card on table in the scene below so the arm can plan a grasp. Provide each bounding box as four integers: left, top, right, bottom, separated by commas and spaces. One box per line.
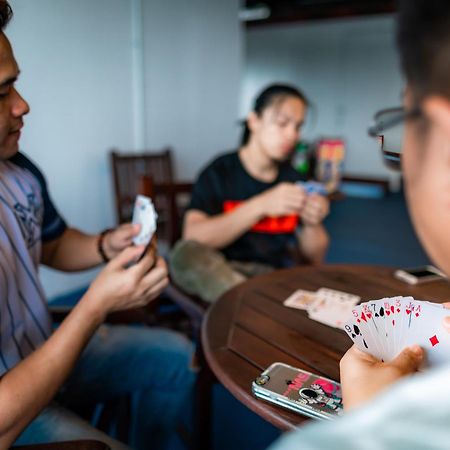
283, 287, 361, 330
283, 289, 317, 310
308, 297, 356, 331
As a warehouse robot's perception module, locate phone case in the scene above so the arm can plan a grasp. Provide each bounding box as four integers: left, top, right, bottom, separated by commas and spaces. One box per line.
252, 362, 343, 420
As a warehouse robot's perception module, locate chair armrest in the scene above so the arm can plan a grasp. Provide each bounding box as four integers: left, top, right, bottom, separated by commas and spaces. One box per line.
152, 181, 193, 195
163, 283, 207, 333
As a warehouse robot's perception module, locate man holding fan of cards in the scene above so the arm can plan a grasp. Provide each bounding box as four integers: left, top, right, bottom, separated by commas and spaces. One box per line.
0, 3, 195, 449
269, 1, 450, 449
170, 84, 330, 303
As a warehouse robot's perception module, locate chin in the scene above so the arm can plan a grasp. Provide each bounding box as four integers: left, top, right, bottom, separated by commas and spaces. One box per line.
273, 149, 293, 162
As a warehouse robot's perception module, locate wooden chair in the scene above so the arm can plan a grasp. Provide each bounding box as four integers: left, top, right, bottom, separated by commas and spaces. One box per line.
109, 149, 212, 450
110, 148, 192, 249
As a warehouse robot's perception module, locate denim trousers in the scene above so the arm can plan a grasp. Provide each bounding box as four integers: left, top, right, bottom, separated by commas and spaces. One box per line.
14, 324, 196, 450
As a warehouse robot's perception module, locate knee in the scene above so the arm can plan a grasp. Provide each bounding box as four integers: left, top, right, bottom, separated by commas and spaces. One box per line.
169, 239, 224, 273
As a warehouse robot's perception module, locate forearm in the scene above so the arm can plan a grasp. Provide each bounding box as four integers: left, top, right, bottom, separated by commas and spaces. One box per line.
183, 198, 265, 249
0, 293, 104, 447
42, 228, 102, 271
297, 224, 329, 264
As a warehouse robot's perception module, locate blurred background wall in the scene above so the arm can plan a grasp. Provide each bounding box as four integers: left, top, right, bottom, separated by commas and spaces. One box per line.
6, 1, 402, 298
7, 0, 242, 297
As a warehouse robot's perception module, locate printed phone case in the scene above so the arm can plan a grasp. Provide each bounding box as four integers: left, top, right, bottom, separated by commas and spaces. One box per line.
252, 362, 343, 420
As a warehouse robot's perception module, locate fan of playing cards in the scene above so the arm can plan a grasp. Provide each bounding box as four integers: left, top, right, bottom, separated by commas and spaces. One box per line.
132, 195, 158, 246
344, 296, 450, 367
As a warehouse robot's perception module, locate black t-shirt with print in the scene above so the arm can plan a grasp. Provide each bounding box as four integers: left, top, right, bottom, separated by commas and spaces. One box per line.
188, 151, 306, 268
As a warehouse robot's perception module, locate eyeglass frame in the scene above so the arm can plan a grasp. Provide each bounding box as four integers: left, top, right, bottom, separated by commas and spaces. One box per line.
367, 106, 422, 170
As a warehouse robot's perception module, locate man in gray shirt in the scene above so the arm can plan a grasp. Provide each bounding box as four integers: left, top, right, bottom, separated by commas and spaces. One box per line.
270, 1, 450, 448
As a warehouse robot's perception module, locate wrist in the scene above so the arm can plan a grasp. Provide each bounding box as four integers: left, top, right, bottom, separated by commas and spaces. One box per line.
249, 193, 267, 221
77, 290, 108, 325
97, 228, 113, 263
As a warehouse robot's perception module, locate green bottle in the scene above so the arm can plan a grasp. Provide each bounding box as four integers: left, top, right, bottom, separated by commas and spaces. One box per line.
293, 141, 310, 175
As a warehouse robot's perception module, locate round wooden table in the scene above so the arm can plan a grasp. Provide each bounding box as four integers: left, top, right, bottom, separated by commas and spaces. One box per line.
201, 264, 450, 430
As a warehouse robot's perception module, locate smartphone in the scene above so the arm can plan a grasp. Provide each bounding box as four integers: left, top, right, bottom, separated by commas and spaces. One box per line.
252, 362, 343, 420
394, 265, 446, 285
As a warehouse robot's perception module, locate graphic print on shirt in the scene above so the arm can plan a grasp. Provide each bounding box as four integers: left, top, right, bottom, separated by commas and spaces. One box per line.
223, 200, 299, 233
0, 165, 43, 250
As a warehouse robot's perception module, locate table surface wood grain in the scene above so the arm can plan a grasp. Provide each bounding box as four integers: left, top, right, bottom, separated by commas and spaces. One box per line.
201, 264, 450, 430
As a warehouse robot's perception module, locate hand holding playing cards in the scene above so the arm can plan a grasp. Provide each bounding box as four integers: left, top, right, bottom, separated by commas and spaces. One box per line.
301, 193, 329, 226
101, 223, 141, 260
257, 182, 306, 217
85, 245, 168, 317
340, 344, 424, 410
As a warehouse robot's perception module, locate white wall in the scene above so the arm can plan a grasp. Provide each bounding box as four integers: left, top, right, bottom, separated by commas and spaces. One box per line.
6, 0, 242, 298
243, 15, 403, 185
143, 0, 243, 179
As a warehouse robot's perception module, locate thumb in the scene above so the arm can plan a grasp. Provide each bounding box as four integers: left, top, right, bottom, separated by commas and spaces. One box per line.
109, 245, 144, 269
443, 315, 450, 333
119, 222, 140, 237
390, 345, 424, 374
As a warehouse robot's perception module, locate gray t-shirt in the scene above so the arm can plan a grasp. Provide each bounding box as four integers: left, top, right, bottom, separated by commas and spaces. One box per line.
0, 152, 66, 375
269, 364, 450, 450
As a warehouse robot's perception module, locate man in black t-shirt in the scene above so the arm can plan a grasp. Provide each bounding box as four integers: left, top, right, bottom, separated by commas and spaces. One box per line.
170, 85, 329, 302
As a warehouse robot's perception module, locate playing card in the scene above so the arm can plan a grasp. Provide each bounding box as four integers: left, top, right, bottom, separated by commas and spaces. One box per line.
132, 195, 158, 246
345, 297, 450, 368
308, 296, 355, 330
402, 301, 450, 367
316, 288, 360, 307
296, 180, 328, 196
365, 298, 390, 358
351, 302, 385, 360
283, 289, 317, 310
343, 318, 370, 352
382, 297, 401, 360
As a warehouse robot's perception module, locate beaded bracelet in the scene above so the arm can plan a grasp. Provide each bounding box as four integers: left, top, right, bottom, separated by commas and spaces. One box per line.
97, 228, 113, 263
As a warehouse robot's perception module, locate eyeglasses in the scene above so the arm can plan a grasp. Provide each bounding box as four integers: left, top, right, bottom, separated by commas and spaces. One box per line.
368, 106, 421, 170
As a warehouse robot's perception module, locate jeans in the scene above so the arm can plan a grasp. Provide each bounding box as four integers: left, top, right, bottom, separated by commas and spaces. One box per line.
14, 324, 196, 450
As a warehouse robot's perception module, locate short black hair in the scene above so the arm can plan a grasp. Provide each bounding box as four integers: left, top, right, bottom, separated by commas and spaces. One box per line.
397, 0, 450, 101
0, 0, 12, 31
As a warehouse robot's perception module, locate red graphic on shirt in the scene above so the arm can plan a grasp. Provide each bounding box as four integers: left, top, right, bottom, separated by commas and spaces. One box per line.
223, 200, 298, 233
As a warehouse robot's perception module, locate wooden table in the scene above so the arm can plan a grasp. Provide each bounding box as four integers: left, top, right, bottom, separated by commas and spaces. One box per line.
201, 264, 450, 430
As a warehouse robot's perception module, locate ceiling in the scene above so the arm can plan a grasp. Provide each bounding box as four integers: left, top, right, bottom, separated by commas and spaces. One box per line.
244, 0, 397, 27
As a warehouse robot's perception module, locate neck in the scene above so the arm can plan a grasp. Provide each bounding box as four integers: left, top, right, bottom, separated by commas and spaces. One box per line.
239, 140, 279, 183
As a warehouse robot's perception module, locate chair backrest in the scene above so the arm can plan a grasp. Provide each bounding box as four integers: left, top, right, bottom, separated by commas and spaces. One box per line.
110, 148, 181, 248
110, 148, 173, 221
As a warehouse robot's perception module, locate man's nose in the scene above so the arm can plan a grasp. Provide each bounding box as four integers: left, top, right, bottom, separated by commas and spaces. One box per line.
11, 87, 30, 117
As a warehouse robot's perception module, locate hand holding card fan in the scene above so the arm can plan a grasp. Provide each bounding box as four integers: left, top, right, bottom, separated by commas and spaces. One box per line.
344, 297, 450, 367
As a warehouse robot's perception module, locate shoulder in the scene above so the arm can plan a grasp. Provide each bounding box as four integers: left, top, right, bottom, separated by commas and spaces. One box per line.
9, 152, 47, 186
202, 150, 239, 173
195, 150, 239, 183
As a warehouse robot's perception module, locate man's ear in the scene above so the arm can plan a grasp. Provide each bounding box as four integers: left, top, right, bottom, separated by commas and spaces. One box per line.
246, 111, 259, 134
423, 96, 450, 138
